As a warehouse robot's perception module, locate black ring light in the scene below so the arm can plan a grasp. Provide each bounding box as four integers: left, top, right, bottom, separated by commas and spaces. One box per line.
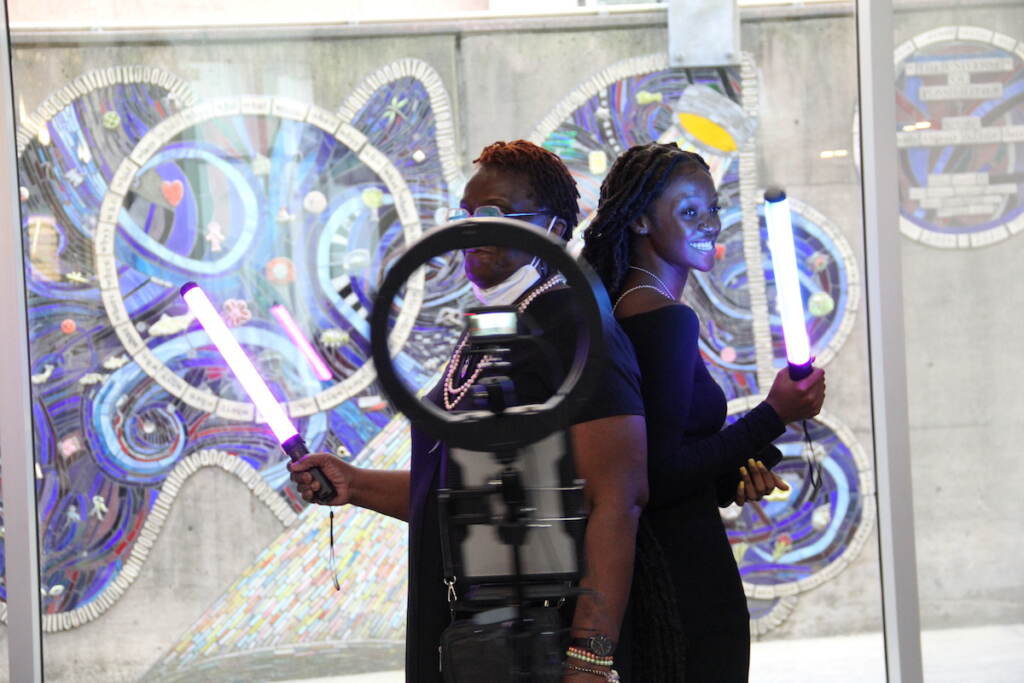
369, 217, 609, 451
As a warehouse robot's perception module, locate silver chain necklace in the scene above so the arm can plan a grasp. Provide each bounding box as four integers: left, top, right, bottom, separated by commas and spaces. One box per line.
629, 265, 674, 297
612, 266, 675, 313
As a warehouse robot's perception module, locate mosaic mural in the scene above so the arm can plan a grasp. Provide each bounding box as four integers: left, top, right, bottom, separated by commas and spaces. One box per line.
7, 60, 467, 634
3, 46, 875, 676
862, 25, 1024, 248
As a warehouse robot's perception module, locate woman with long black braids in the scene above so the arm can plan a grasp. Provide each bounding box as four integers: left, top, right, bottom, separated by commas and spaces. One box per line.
582, 142, 826, 682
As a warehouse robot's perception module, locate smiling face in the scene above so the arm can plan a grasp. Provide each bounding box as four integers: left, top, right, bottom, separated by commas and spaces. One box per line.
640, 164, 722, 275
458, 164, 558, 288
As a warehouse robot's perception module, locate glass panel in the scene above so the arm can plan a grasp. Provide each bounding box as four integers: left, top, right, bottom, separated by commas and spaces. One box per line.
736, 6, 886, 681
0, 504, 5, 680
892, 2, 1024, 681
9, 8, 449, 682
5, 2, 885, 682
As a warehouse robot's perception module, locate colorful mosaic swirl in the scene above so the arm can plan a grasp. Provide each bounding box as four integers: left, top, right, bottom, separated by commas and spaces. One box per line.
6, 48, 876, 656
5, 59, 466, 630
531, 54, 750, 231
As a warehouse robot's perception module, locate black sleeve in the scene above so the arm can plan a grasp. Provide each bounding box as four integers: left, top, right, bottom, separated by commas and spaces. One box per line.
494, 289, 644, 423
645, 307, 786, 498
568, 317, 645, 424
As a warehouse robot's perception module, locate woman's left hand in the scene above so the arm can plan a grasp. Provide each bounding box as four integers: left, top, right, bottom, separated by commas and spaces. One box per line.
734, 458, 789, 506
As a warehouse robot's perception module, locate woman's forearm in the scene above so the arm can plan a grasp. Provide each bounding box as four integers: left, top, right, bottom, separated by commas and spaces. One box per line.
570, 499, 642, 643
350, 468, 410, 521
567, 414, 648, 651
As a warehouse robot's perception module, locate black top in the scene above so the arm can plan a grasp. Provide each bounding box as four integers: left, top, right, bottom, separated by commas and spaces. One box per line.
406, 286, 645, 683
618, 304, 785, 627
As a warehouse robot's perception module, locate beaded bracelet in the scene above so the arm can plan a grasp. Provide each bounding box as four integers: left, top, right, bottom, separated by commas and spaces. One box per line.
564, 661, 621, 681
566, 646, 614, 667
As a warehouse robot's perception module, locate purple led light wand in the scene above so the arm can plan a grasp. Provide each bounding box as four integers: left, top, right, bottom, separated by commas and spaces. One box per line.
180, 282, 336, 503
763, 190, 824, 493
763, 188, 813, 381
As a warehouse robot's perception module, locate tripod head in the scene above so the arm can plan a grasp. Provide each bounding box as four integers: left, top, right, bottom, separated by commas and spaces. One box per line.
369, 217, 609, 452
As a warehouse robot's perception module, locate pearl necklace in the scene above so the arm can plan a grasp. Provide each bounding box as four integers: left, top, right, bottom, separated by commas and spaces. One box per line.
443, 275, 565, 410
612, 266, 675, 313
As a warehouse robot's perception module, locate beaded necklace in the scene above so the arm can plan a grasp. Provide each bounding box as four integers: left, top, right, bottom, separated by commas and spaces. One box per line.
443, 275, 565, 410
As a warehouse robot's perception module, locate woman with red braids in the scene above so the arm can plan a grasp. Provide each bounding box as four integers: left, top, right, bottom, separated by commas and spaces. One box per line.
292, 140, 647, 682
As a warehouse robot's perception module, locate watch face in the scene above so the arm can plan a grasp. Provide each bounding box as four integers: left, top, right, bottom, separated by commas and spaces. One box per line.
588, 634, 614, 657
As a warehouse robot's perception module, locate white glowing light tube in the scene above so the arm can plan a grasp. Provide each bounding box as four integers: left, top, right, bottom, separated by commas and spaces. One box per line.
181, 282, 336, 502
181, 282, 299, 443
271, 304, 333, 381
763, 188, 812, 379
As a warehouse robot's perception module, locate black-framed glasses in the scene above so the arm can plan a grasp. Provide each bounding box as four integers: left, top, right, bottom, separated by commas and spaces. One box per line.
445, 205, 550, 221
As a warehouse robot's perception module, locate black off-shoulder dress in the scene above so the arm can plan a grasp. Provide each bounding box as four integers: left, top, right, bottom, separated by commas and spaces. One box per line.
619, 304, 786, 683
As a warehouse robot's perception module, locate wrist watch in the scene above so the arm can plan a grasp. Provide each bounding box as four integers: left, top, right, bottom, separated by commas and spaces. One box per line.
571, 633, 615, 657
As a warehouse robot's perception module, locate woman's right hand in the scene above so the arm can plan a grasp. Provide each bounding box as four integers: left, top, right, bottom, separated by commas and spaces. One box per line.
764, 366, 826, 424
288, 453, 357, 506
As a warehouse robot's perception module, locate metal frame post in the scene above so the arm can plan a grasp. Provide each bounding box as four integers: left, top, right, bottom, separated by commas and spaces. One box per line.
856, 1, 924, 681
0, 0, 44, 679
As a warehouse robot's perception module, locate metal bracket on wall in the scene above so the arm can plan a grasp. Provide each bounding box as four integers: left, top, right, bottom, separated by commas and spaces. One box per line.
669, 0, 740, 67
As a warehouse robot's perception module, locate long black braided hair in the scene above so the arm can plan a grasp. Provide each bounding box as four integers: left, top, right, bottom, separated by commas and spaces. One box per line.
631, 517, 687, 681
581, 142, 710, 301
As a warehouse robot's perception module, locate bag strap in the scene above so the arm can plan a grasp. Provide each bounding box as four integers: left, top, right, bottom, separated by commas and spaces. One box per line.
438, 447, 459, 624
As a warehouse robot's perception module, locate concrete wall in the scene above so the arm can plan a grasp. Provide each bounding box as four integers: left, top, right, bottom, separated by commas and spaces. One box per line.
893, 3, 1024, 631
8, 0, 492, 26
41, 469, 284, 681
3, 2, 1023, 680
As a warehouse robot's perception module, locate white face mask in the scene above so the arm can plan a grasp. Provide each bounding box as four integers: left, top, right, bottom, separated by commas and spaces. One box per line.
471, 263, 542, 306
471, 215, 560, 305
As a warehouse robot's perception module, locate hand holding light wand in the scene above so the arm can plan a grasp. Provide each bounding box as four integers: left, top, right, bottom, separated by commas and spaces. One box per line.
180, 282, 337, 504
763, 188, 823, 492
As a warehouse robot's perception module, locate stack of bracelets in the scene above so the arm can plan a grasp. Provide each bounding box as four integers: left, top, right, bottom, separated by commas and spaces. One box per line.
564, 646, 619, 681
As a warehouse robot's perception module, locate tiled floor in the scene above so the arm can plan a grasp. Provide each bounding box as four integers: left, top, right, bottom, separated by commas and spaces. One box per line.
751, 624, 1024, 683
274, 624, 1024, 683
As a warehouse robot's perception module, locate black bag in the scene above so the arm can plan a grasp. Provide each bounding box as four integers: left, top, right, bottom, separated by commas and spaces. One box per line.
439, 606, 564, 682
